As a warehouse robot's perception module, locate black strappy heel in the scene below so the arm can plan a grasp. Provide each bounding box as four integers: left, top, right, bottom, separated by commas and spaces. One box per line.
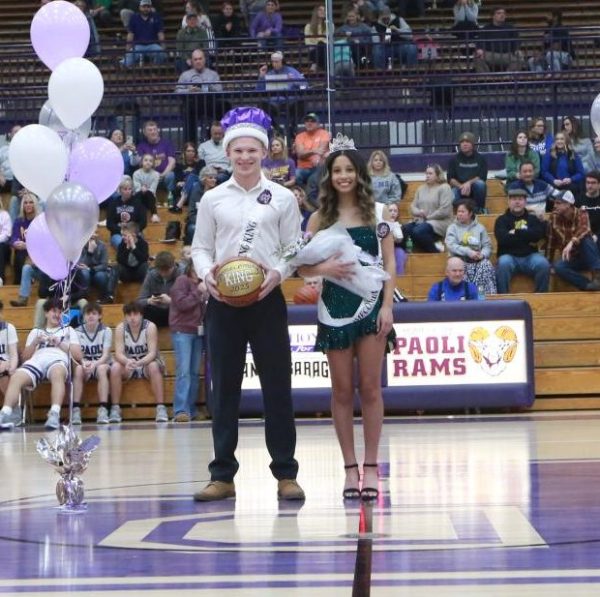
343, 463, 361, 500
361, 463, 379, 501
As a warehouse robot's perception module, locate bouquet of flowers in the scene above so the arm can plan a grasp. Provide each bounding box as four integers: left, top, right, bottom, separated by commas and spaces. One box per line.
283, 223, 389, 299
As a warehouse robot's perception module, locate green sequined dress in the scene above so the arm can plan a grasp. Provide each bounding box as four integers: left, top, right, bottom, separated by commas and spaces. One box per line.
315, 226, 396, 352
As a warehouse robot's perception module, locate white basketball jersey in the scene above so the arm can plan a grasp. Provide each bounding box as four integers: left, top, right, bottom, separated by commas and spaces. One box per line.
76, 323, 112, 361
124, 320, 151, 361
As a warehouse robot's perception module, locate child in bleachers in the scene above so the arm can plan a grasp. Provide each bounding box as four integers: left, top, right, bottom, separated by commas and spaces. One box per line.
116, 221, 150, 284
133, 154, 161, 223
72, 302, 114, 425
110, 301, 167, 423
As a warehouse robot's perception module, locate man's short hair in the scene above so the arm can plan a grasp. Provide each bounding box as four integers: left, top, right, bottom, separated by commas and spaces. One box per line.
83, 302, 102, 316
519, 160, 536, 171
586, 170, 600, 183
154, 251, 175, 271
123, 221, 140, 234
123, 301, 143, 315
43, 298, 62, 313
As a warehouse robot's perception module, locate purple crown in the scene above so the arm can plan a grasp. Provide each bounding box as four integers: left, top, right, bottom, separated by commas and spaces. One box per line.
221, 106, 272, 133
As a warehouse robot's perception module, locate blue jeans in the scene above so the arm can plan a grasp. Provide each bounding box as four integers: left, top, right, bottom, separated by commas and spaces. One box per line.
123, 44, 167, 68
19, 264, 40, 298
496, 253, 550, 293
295, 167, 317, 186
553, 236, 600, 290
402, 221, 439, 253
171, 331, 203, 417
452, 180, 488, 211
373, 42, 418, 68
78, 267, 111, 298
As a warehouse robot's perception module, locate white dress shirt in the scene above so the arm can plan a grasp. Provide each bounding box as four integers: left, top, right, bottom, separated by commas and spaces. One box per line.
191, 173, 301, 282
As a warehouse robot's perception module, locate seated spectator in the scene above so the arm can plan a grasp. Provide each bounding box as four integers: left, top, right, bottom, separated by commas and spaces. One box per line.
135, 120, 177, 205
577, 171, 600, 251
367, 150, 402, 204
172, 142, 205, 212
257, 51, 306, 93
175, 49, 224, 146
106, 175, 148, 249
451, 0, 479, 38
0, 301, 19, 428
336, 9, 375, 68
0, 298, 82, 431
332, 28, 356, 80
403, 164, 453, 253
372, 6, 418, 70
71, 302, 114, 425
78, 231, 114, 304
541, 132, 585, 200
0, 198, 12, 285
293, 113, 330, 186
588, 137, 600, 172
116, 222, 149, 283
109, 128, 138, 178
137, 250, 180, 327
386, 201, 407, 274
305, 4, 327, 72
89, 0, 112, 26
508, 161, 560, 219
528, 116, 554, 158
561, 116, 593, 173
123, 0, 166, 68
250, 0, 282, 49
240, 0, 267, 28
10, 192, 39, 285
75, 0, 102, 57
262, 136, 296, 188
474, 7, 524, 73
0, 125, 20, 195
494, 189, 550, 293
547, 191, 600, 291
110, 301, 168, 423
175, 10, 211, 73
198, 121, 231, 183
505, 129, 540, 184
445, 199, 497, 295
341, 0, 375, 23
290, 185, 314, 232
169, 259, 207, 422
213, 1, 245, 47
181, 1, 212, 29
447, 132, 488, 212
184, 165, 218, 243
427, 257, 479, 301
133, 153, 160, 222
544, 10, 574, 72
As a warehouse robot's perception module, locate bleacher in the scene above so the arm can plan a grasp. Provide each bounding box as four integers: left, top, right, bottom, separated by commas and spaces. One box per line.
1, 1, 600, 417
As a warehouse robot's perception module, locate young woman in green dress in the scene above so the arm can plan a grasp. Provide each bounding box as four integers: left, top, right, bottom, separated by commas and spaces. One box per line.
298, 143, 396, 501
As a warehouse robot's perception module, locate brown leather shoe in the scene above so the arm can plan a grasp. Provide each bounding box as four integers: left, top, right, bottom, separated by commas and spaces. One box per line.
277, 479, 305, 501
193, 481, 236, 502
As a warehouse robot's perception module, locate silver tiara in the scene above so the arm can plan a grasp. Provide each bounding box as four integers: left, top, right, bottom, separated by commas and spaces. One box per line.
329, 132, 356, 153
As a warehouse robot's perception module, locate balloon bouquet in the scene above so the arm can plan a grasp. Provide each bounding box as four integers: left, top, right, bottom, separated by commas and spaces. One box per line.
13, 1, 125, 509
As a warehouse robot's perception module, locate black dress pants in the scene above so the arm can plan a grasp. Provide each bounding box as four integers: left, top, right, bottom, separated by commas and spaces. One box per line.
205, 286, 298, 482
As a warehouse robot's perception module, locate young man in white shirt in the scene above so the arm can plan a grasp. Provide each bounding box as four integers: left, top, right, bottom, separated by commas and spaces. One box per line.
0, 298, 82, 430
191, 106, 304, 502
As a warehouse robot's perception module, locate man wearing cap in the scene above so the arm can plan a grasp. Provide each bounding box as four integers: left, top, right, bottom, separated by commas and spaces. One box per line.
495, 187, 550, 293
293, 113, 331, 186
176, 49, 225, 145
547, 191, 600, 291
175, 11, 210, 73
508, 160, 561, 219
191, 107, 305, 502
123, 0, 166, 67
447, 132, 488, 213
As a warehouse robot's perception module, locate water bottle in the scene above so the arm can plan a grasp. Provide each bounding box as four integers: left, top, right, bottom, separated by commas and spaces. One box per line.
405, 236, 413, 253
477, 284, 485, 300
387, 57, 393, 71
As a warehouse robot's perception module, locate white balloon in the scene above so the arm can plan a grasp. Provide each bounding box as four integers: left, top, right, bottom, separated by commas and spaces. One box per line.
591, 93, 600, 137
39, 99, 92, 146
8, 124, 69, 200
48, 58, 104, 129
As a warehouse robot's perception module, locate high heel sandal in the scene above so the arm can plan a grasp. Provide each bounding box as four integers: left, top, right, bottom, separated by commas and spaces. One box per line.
343, 463, 361, 500
361, 463, 379, 501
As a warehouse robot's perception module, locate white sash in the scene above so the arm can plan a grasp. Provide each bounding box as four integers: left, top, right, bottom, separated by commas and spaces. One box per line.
237, 187, 273, 257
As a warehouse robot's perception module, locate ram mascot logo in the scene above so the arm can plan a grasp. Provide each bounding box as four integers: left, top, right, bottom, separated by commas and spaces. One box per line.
468, 326, 518, 376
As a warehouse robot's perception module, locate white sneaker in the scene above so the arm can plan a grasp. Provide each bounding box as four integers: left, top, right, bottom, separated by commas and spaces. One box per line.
45, 410, 60, 430
108, 405, 122, 423
0, 408, 21, 429
155, 404, 169, 423
96, 406, 109, 424
434, 240, 445, 253
71, 407, 82, 425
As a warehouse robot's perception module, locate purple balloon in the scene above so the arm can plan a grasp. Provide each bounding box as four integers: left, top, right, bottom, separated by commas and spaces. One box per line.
69, 137, 124, 203
27, 214, 71, 280
30, 0, 90, 71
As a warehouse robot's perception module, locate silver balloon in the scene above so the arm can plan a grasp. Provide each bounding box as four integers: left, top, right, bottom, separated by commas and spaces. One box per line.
45, 182, 99, 262
37, 426, 101, 510
591, 93, 600, 137
39, 99, 92, 148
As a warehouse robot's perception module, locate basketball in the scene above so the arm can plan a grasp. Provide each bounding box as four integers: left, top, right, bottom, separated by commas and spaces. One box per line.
293, 285, 320, 305
215, 257, 265, 307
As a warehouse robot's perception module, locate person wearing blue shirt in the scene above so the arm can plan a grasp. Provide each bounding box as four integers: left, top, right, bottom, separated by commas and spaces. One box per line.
427, 257, 480, 301
123, 0, 166, 67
